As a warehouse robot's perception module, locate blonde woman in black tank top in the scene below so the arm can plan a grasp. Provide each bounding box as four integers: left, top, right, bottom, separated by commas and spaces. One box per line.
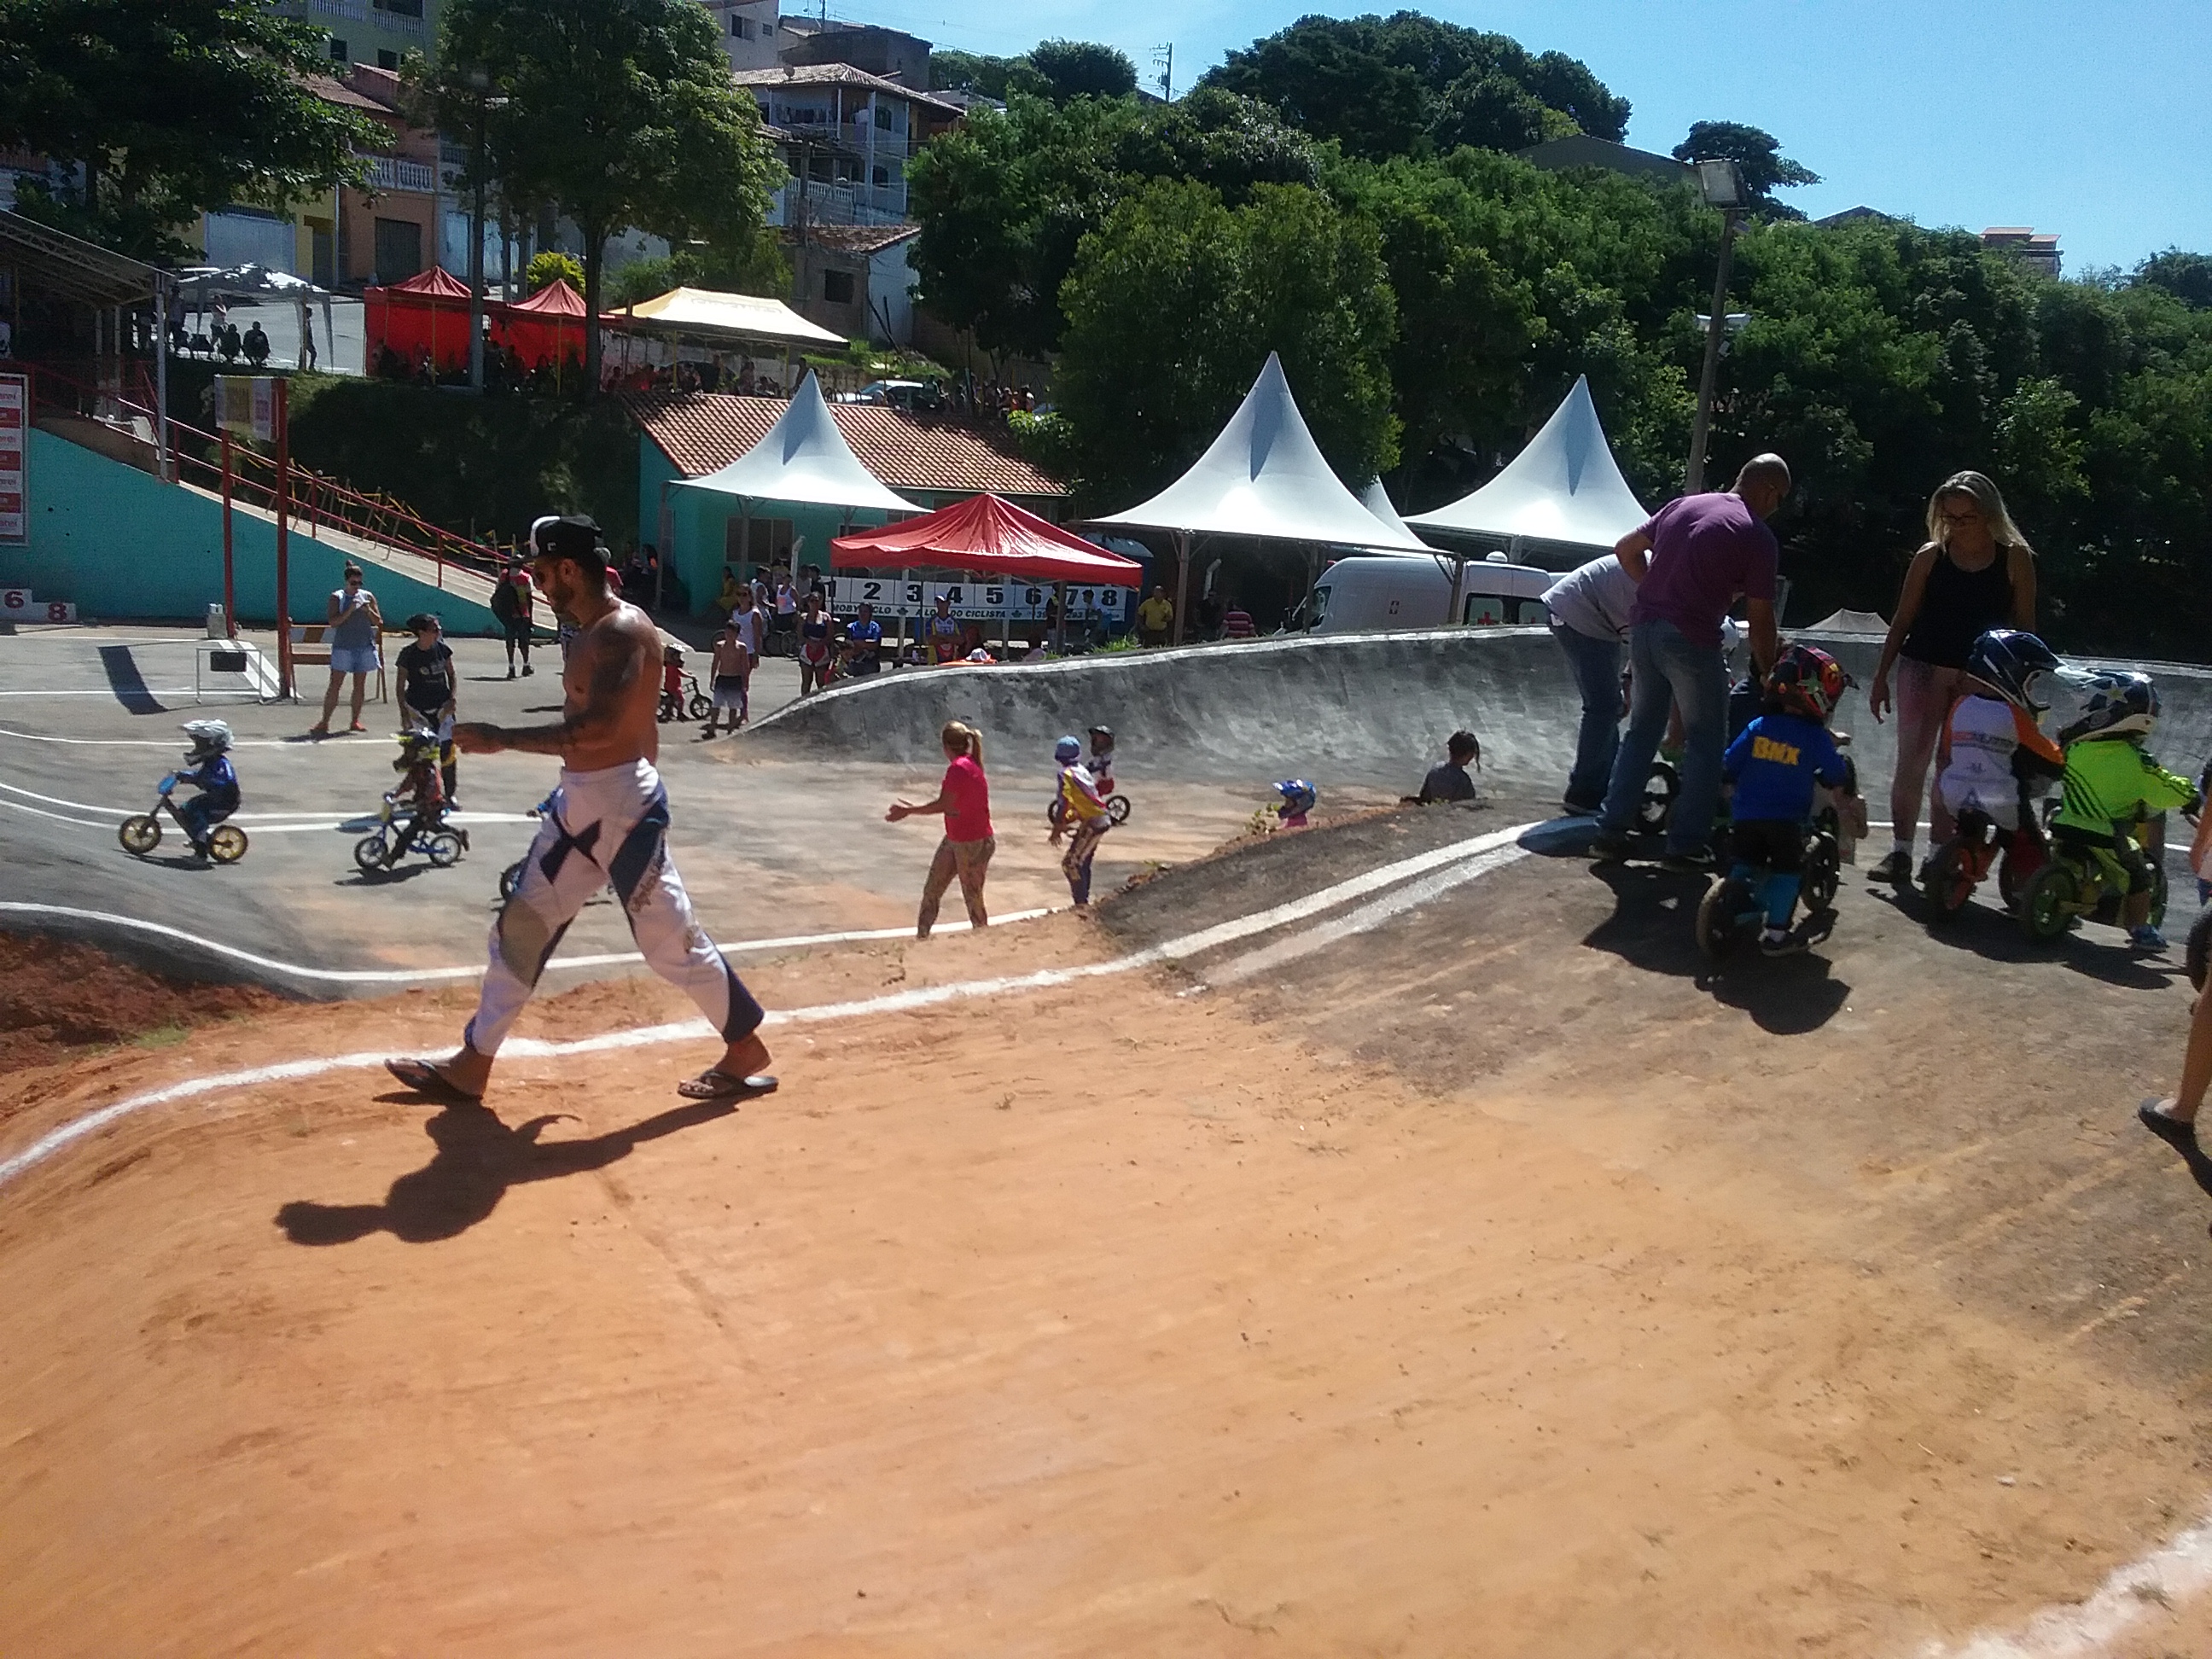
1867, 471, 2037, 882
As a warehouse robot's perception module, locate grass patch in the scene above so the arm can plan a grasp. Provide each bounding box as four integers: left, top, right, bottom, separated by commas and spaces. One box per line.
130, 1023, 192, 1051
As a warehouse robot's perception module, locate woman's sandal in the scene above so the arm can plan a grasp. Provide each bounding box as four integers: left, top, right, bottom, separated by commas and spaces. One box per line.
675, 1070, 778, 1103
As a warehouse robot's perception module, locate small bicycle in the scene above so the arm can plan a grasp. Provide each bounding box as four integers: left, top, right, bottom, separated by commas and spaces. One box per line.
498, 791, 558, 900
119, 778, 248, 864
1045, 792, 1132, 830
354, 792, 469, 876
2017, 815, 2168, 944
1696, 816, 1841, 960
1919, 806, 2049, 922
658, 672, 713, 723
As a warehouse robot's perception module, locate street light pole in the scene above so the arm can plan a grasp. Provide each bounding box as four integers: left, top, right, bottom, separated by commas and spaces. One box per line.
1685, 209, 1738, 495
1684, 157, 1748, 495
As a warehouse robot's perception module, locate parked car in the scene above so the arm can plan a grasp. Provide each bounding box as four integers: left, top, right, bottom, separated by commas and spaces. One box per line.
836, 379, 936, 410
1291, 551, 1555, 634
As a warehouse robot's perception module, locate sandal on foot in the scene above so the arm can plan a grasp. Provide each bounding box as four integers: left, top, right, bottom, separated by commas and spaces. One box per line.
675, 1069, 778, 1103
384, 1057, 483, 1105
2139, 1097, 2198, 1154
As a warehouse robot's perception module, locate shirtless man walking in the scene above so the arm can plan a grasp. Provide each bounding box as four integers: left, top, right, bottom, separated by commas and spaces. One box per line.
386, 515, 775, 1105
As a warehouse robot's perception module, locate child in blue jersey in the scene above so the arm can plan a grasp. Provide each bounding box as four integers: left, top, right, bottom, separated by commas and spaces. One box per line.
172, 719, 242, 861
1721, 644, 1850, 956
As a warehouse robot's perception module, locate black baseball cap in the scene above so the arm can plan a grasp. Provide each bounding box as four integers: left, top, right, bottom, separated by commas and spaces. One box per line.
533, 515, 606, 562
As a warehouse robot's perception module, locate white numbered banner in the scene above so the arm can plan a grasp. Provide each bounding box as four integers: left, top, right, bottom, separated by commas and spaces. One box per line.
0, 373, 24, 544
830, 576, 1127, 622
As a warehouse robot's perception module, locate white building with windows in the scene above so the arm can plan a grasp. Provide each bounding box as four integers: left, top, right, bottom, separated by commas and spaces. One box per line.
698, 0, 783, 72
732, 63, 958, 229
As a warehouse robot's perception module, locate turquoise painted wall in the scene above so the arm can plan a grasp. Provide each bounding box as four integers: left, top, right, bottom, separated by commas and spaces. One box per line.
8, 429, 498, 632
637, 434, 905, 620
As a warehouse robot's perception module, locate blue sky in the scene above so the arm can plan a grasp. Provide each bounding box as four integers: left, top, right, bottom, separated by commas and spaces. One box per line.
824, 0, 2209, 274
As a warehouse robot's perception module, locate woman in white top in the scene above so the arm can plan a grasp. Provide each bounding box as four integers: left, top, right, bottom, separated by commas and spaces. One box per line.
308, 564, 382, 736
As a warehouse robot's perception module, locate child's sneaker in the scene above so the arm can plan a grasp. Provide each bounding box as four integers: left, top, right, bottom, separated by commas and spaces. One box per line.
2130, 923, 2168, 952
1867, 847, 1912, 883
1758, 926, 1802, 956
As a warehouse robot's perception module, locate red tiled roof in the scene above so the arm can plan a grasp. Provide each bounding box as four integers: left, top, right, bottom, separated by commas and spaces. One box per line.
629, 392, 1064, 500
793, 222, 921, 257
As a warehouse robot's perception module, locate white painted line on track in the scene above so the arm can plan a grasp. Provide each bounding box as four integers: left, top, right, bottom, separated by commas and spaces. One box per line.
1920, 1511, 2212, 1656
1211, 845, 1529, 984
0, 778, 537, 829
0, 821, 1546, 1190
0, 724, 406, 750
0, 901, 1052, 987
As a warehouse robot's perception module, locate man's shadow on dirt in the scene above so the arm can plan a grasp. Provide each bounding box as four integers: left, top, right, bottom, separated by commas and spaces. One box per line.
1574, 859, 1850, 1036
276, 1096, 737, 1245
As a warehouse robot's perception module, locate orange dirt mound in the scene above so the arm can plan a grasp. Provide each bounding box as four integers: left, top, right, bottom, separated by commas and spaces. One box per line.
0, 931, 288, 1076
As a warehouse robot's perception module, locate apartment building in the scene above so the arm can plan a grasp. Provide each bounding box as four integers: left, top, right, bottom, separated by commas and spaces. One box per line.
276, 0, 442, 73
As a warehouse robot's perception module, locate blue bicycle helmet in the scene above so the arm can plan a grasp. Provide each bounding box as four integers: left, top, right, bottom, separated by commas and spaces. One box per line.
1965, 629, 2063, 711
1276, 778, 1317, 816
1054, 735, 1082, 763
2058, 668, 2157, 744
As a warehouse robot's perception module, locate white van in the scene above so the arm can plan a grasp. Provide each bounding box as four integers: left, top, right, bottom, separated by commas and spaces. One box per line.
1297, 552, 1556, 634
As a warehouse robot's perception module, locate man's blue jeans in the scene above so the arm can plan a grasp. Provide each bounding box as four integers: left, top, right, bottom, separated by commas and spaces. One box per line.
1598, 620, 1728, 854
1550, 622, 1623, 809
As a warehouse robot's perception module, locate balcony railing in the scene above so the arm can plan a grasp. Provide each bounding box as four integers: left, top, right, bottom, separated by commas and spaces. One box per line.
360, 154, 437, 195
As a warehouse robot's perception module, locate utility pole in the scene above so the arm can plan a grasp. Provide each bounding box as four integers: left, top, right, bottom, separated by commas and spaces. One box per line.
465, 67, 491, 393
1152, 44, 1173, 102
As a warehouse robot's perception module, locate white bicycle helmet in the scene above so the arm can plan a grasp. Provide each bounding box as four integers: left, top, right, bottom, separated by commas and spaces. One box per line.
181, 719, 234, 758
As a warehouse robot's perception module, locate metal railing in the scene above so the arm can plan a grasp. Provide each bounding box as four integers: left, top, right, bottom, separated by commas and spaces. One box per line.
23, 360, 504, 597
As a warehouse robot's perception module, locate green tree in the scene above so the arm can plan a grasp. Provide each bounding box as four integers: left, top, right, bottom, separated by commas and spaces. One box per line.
439, 0, 780, 394
1052, 179, 1399, 507
0, 0, 381, 261
929, 49, 1046, 101
524, 249, 584, 294
1029, 39, 1138, 102
602, 240, 789, 307
1671, 121, 1819, 217
1200, 12, 1628, 160
907, 89, 1318, 361
2136, 248, 2212, 310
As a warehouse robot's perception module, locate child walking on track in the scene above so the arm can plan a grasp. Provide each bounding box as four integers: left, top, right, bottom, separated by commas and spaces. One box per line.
383, 515, 775, 1107
1051, 734, 1112, 906
887, 720, 993, 939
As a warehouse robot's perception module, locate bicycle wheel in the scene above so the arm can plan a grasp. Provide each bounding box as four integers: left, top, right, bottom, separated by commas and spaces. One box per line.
1107, 795, 1132, 826
426, 830, 464, 869
1803, 835, 1840, 912
689, 691, 713, 719
118, 814, 161, 855
1696, 875, 1755, 961
2148, 861, 2170, 932
207, 824, 249, 864
1919, 841, 1975, 920
1045, 796, 1067, 830
1638, 762, 1677, 835
353, 833, 390, 874
2019, 861, 2078, 943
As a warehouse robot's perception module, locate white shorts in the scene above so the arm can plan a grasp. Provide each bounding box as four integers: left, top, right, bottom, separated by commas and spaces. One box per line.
328, 645, 379, 676
711, 675, 747, 711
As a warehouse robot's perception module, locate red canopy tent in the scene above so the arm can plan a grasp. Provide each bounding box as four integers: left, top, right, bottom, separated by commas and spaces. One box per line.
364, 265, 477, 375
498, 276, 589, 370
830, 494, 1144, 585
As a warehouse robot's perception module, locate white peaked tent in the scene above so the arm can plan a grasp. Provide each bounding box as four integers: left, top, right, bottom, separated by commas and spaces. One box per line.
673, 370, 918, 515
1406, 375, 1649, 550
1091, 352, 1433, 641
1360, 479, 1432, 548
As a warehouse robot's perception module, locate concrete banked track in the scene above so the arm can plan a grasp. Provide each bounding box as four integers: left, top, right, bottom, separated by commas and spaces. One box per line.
747, 626, 2212, 792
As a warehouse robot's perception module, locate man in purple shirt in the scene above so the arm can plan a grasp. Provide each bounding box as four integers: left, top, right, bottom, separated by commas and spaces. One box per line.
1591, 454, 1791, 870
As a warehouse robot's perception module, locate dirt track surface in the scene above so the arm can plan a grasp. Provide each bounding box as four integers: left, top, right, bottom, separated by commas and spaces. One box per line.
7, 813, 2212, 1656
